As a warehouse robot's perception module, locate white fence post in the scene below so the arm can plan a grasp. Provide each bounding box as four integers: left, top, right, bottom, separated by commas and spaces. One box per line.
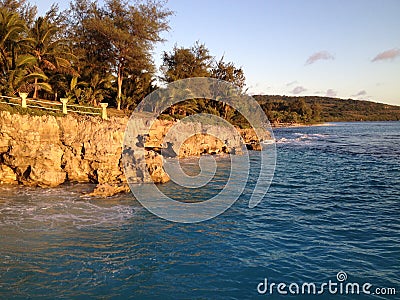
100, 103, 108, 120
60, 98, 68, 114
19, 93, 28, 108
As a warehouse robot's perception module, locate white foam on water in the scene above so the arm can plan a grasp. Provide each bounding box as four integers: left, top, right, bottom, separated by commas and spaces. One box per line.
276, 133, 331, 145
0, 186, 136, 230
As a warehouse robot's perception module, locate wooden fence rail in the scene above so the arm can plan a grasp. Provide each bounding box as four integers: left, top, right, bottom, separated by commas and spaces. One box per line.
0, 94, 108, 120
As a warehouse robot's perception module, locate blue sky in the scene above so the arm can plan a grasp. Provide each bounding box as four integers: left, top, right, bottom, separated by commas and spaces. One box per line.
35, 0, 400, 105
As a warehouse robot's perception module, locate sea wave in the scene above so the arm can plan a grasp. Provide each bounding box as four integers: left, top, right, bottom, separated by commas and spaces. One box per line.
0, 186, 135, 230
275, 133, 331, 144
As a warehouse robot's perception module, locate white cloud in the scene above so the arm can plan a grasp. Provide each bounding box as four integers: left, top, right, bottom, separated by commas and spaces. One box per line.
291, 86, 307, 94
326, 89, 337, 97
372, 48, 400, 62
306, 51, 335, 65
351, 90, 367, 98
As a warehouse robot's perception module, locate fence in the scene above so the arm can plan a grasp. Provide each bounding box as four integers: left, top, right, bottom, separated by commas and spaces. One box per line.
0, 93, 108, 120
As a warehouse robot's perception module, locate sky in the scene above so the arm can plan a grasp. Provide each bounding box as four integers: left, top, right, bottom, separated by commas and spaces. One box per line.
35, 0, 400, 105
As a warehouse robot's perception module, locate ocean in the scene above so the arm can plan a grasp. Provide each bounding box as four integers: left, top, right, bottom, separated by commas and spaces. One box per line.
0, 122, 399, 299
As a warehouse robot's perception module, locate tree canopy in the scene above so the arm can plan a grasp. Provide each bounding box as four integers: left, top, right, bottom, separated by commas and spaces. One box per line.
0, 0, 253, 121
159, 41, 247, 120
0, 0, 173, 109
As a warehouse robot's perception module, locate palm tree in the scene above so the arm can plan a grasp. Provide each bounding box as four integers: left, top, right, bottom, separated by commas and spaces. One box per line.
6, 53, 51, 94
28, 15, 77, 99
0, 7, 50, 96
68, 73, 113, 106
0, 7, 25, 77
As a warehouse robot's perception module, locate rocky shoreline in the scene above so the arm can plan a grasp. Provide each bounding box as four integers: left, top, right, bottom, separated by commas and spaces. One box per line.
0, 111, 262, 196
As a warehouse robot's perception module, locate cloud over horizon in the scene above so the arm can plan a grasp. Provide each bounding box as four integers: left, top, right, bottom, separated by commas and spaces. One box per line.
291, 86, 307, 94
326, 89, 337, 97
352, 90, 367, 98
371, 48, 400, 62
305, 51, 335, 65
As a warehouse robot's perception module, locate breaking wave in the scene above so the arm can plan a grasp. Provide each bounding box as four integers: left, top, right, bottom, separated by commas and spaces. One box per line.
0, 185, 135, 230
275, 132, 331, 145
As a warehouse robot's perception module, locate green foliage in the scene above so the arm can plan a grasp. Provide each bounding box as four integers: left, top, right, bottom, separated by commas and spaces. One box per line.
212, 56, 246, 91
161, 41, 213, 82
1, 0, 172, 110
0, 102, 64, 117
28, 8, 77, 98
0, 0, 37, 25
68, 0, 172, 109
0, 3, 74, 97
67, 73, 114, 106
0, 7, 27, 94
121, 70, 155, 110
159, 42, 248, 122
255, 95, 400, 123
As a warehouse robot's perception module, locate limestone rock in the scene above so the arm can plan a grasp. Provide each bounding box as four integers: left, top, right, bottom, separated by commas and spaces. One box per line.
0, 165, 17, 184
84, 183, 130, 198
146, 151, 170, 183
0, 110, 264, 195
239, 128, 264, 151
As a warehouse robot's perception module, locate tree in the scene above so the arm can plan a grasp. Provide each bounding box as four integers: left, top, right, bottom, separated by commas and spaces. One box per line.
0, 7, 26, 77
160, 42, 213, 116
66, 0, 114, 104
0, 0, 37, 25
311, 102, 322, 121
6, 53, 51, 94
290, 98, 312, 121
0, 6, 50, 95
74, 0, 171, 110
212, 56, 246, 90
28, 6, 77, 99
160, 42, 248, 120
211, 56, 246, 119
68, 73, 114, 106
121, 69, 155, 111
161, 41, 213, 82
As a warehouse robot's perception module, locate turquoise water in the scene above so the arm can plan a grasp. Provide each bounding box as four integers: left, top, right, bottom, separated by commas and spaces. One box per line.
0, 122, 399, 299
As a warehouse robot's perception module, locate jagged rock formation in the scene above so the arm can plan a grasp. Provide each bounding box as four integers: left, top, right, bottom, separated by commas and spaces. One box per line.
0, 111, 164, 187
84, 183, 130, 198
0, 111, 262, 194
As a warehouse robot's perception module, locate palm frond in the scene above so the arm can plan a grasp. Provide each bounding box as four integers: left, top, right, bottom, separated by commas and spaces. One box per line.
15, 54, 37, 67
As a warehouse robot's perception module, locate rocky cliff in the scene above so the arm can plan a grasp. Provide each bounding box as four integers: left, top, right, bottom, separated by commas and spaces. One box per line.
0, 111, 257, 192
0, 111, 128, 187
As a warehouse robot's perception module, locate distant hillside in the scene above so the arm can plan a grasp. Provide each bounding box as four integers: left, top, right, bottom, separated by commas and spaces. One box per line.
253, 95, 400, 124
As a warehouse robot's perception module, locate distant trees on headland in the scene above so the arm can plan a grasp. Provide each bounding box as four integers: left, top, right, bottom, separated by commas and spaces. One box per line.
255, 95, 400, 123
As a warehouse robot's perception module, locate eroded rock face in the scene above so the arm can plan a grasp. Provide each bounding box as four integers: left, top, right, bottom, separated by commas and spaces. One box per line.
0, 111, 169, 187
0, 113, 66, 187
0, 111, 261, 192
239, 128, 263, 151
0, 165, 17, 184
177, 134, 227, 157
84, 183, 130, 198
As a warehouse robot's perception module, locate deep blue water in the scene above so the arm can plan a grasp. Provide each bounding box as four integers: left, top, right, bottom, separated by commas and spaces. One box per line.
0, 122, 399, 299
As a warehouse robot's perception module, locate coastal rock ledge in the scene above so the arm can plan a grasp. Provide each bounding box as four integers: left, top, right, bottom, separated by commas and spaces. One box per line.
0, 111, 256, 194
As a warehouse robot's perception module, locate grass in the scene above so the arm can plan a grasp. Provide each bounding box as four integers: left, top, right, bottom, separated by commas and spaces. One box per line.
0, 98, 103, 118
0, 102, 65, 117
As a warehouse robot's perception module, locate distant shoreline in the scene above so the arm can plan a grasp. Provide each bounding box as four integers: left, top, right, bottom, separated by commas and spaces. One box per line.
271, 122, 334, 128
272, 120, 400, 129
